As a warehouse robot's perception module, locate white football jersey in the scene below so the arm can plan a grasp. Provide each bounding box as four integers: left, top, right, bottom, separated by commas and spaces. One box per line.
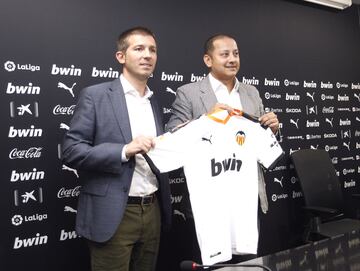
148, 110, 283, 265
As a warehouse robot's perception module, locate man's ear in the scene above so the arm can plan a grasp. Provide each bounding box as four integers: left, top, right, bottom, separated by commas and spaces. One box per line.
115, 51, 125, 64
203, 54, 212, 68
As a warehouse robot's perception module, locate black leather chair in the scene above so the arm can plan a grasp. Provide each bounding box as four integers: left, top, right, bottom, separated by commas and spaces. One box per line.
291, 149, 360, 242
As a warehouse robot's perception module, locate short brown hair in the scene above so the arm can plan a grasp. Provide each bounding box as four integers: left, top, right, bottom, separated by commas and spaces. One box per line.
117, 26, 156, 52
204, 34, 236, 55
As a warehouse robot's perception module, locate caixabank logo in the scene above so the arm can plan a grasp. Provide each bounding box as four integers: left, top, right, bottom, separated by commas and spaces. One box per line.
4, 60, 40, 72
9, 102, 39, 118
14, 187, 43, 206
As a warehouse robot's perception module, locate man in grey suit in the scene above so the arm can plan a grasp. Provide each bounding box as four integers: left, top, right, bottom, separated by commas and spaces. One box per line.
166, 34, 279, 260
62, 27, 171, 271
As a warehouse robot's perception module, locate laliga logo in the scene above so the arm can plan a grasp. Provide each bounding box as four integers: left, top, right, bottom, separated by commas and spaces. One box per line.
4, 61, 16, 72
12, 215, 23, 226
235, 131, 245, 145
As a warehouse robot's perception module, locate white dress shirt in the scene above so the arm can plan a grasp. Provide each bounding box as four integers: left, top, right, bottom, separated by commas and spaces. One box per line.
120, 75, 158, 196
209, 73, 242, 110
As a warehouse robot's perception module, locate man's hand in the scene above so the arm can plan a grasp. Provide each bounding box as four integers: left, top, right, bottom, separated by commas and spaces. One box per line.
125, 136, 155, 158
259, 112, 279, 133
208, 103, 233, 114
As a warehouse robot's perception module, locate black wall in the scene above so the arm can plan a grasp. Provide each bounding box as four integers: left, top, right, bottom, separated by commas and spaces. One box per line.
1, 0, 360, 270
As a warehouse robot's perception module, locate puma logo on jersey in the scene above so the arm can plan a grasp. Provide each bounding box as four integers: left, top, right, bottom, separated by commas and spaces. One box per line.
211, 153, 242, 177
235, 131, 246, 145
202, 135, 212, 144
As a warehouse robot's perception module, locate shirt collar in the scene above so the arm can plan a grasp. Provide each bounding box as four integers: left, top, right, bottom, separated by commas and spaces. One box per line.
208, 73, 239, 93
120, 74, 153, 99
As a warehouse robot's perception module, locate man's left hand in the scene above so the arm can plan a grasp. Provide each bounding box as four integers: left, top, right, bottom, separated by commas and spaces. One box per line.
259, 112, 279, 134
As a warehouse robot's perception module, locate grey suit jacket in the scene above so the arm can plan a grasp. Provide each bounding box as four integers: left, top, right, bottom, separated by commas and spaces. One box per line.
62, 78, 172, 242
167, 75, 269, 213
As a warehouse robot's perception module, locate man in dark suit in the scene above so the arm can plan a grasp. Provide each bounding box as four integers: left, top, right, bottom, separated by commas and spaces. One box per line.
62, 27, 171, 271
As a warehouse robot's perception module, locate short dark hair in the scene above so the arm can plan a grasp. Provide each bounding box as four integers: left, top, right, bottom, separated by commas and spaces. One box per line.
117, 26, 156, 52
204, 34, 236, 55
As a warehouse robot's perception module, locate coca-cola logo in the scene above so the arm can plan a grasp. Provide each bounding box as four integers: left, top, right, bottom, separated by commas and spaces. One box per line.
57, 186, 81, 198
53, 104, 75, 115
9, 147, 42, 159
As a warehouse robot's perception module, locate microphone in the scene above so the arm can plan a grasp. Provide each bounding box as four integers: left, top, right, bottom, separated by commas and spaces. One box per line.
180, 260, 272, 271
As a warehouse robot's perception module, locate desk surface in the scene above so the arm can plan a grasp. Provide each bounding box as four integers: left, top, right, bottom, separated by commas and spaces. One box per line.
219, 230, 360, 271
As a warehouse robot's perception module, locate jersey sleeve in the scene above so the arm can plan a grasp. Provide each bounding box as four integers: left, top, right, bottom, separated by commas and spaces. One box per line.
147, 132, 187, 173
147, 117, 207, 173
255, 126, 284, 169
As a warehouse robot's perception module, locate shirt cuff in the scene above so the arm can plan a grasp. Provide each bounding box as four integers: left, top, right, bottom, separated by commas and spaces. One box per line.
122, 144, 129, 162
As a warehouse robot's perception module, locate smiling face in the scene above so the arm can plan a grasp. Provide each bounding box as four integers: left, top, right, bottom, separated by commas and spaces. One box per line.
203, 36, 240, 82
116, 33, 157, 82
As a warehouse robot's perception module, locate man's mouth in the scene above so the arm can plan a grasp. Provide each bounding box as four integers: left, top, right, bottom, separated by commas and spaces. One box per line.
140, 63, 152, 68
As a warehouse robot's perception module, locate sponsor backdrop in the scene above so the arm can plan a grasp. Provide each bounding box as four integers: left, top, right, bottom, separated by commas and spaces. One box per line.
1, 0, 360, 270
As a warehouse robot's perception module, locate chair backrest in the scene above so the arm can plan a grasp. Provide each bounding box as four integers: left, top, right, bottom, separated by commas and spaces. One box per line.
291, 149, 344, 213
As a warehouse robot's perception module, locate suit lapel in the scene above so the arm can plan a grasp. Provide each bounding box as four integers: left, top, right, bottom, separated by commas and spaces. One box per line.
107, 79, 132, 142
238, 83, 252, 113
200, 75, 218, 113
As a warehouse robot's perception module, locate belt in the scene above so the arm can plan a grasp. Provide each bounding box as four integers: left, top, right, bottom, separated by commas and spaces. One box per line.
127, 193, 156, 205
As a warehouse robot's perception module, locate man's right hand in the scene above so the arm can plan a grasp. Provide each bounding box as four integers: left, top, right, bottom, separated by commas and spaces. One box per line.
125, 135, 155, 158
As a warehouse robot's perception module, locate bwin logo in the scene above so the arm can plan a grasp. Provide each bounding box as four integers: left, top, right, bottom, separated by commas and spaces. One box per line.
343, 142, 351, 151
10, 168, 45, 182
91, 67, 119, 78
51, 64, 82, 76
235, 131, 246, 146
325, 118, 334, 127
211, 154, 242, 177
4, 61, 16, 72
6, 82, 40, 95
13, 233, 48, 249
306, 92, 315, 102
274, 177, 283, 187
58, 82, 76, 97
165, 87, 176, 95
161, 71, 184, 82
290, 119, 299, 129
59, 229, 80, 241
8, 125, 43, 138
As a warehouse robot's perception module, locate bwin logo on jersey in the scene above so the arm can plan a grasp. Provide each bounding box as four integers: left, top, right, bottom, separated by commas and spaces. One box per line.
211, 154, 242, 177
235, 131, 246, 146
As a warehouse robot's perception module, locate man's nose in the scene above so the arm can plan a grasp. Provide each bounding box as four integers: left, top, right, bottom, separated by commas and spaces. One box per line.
229, 53, 238, 62
143, 48, 152, 58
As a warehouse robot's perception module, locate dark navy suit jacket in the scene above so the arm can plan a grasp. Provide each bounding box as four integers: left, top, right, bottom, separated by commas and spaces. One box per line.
62, 78, 172, 242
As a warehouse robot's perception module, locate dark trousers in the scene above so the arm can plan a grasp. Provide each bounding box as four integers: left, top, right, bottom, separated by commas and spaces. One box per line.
88, 198, 161, 271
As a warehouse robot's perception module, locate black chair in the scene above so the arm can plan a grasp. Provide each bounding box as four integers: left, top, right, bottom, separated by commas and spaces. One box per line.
291, 149, 360, 242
